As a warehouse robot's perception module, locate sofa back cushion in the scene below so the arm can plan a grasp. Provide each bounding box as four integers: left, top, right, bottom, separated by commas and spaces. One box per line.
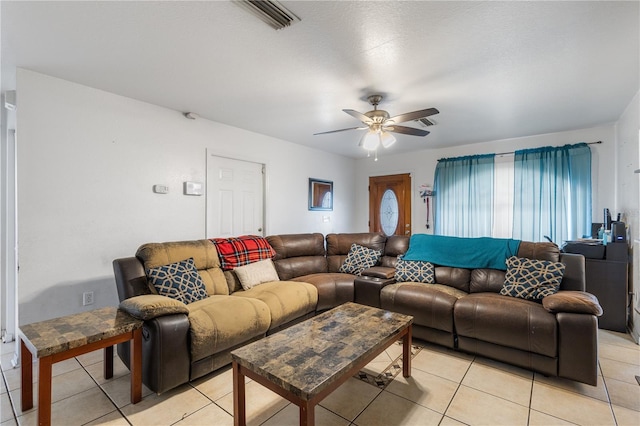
267, 233, 327, 280
435, 267, 472, 293
470, 269, 506, 293
136, 240, 229, 296
326, 232, 386, 272
381, 235, 409, 268
516, 241, 560, 262
470, 241, 563, 293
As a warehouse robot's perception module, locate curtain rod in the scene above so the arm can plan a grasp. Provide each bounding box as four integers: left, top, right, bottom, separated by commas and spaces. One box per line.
495, 140, 602, 156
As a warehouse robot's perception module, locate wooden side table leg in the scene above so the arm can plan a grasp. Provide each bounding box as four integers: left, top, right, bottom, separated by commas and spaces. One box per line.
104, 345, 114, 379
300, 402, 315, 426
38, 355, 53, 426
20, 338, 33, 411
402, 325, 412, 378
130, 328, 142, 404
233, 361, 246, 426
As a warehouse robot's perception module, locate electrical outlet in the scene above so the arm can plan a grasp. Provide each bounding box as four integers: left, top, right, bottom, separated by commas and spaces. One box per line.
82, 291, 94, 306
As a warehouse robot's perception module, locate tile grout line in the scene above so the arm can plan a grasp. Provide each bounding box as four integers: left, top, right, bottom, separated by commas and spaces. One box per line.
78, 355, 133, 426
188, 381, 240, 423
526, 370, 534, 426
256, 401, 291, 426
436, 352, 475, 424
346, 385, 383, 426
600, 368, 620, 426
0, 358, 19, 424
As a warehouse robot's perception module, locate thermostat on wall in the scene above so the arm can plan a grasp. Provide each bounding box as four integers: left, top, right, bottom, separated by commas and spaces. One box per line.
184, 181, 203, 196
153, 184, 169, 194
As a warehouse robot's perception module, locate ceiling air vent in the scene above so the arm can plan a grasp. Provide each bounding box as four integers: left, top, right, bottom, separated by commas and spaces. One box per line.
235, 0, 301, 30
417, 117, 436, 127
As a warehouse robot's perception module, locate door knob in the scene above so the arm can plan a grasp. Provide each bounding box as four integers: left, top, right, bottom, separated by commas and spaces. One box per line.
258, 227, 262, 232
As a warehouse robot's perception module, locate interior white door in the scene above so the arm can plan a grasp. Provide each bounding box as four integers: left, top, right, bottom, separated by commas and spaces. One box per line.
206, 154, 265, 238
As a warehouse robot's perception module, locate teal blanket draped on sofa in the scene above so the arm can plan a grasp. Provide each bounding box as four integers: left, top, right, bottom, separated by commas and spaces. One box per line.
402, 234, 521, 271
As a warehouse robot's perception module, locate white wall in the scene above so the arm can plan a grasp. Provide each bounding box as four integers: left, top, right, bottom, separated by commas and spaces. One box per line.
614, 90, 639, 342
16, 69, 356, 324
355, 126, 616, 236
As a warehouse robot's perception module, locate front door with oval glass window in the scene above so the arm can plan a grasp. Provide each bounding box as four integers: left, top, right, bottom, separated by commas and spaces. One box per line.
369, 173, 411, 236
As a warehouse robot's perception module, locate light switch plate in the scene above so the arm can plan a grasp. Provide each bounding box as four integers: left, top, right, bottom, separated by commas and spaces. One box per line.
184, 181, 203, 196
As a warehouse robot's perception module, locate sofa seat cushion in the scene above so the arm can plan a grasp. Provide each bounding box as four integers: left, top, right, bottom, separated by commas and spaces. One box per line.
187, 295, 271, 362
232, 281, 318, 329
291, 273, 355, 311
380, 283, 466, 333
454, 293, 557, 357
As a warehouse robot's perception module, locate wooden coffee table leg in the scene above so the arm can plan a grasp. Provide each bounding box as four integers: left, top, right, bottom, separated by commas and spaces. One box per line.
130, 328, 142, 404
403, 325, 412, 378
20, 339, 33, 411
300, 402, 314, 426
104, 345, 114, 379
38, 355, 53, 426
233, 361, 246, 426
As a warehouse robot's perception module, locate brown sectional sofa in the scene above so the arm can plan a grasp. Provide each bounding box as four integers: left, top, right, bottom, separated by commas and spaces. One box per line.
113, 232, 602, 394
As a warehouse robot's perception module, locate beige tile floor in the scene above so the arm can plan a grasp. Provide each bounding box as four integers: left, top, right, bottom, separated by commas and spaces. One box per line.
1, 329, 638, 426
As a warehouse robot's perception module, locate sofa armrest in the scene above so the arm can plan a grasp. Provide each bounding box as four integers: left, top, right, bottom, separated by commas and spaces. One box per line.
117, 312, 191, 394
361, 266, 395, 279
119, 295, 189, 320
354, 275, 396, 308
557, 312, 598, 385
542, 291, 603, 316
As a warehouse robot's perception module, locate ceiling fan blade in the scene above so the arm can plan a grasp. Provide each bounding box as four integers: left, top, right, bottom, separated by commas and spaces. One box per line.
388, 107, 439, 124
314, 126, 367, 135
343, 109, 373, 124
387, 125, 430, 137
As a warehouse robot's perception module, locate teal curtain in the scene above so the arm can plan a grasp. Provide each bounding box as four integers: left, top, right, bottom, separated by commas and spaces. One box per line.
434, 154, 495, 237
512, 143, 591, 243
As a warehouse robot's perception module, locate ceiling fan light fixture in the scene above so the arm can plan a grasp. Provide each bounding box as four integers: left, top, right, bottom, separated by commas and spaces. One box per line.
380, 131, 396, 148
361, 130, 380, 150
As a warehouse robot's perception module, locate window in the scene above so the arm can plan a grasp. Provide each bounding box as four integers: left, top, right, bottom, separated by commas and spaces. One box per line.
492, 155, 514, 239
434, 154, 495, 237
434, 143, 592, 243
512, 144, 592, 243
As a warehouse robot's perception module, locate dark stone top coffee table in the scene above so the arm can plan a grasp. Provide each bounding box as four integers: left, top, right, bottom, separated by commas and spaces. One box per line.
231, 302, 413, 426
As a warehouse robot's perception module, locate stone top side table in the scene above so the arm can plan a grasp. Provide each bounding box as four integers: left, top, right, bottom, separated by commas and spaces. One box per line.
19, 306, 143, 426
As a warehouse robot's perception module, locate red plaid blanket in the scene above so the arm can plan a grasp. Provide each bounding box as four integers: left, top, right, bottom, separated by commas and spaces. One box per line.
210, 235, 276, 270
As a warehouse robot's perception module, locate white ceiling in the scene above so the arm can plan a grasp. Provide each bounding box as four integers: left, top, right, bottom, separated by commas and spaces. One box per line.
2, 1, 638, 158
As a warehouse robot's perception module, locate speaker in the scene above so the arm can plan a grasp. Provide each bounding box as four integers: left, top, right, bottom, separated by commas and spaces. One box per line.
611, 221, 626, 243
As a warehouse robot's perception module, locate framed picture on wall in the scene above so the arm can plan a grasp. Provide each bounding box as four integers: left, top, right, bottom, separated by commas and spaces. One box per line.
308, 178, 333, 211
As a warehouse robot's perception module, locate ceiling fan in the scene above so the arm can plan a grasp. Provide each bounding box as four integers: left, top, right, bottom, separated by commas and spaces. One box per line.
314, 95, 439, 152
